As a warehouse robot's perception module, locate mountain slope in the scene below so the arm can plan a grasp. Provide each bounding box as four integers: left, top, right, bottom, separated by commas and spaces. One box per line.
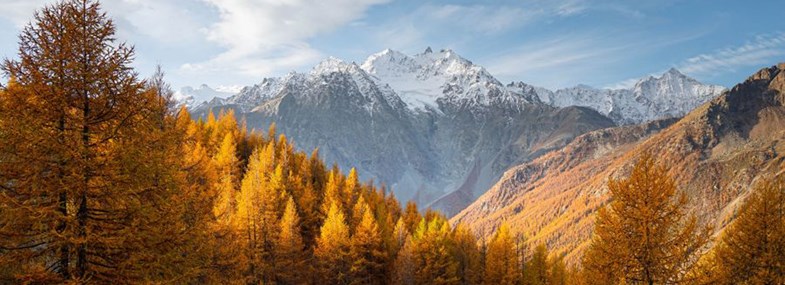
452, 63, 785, 265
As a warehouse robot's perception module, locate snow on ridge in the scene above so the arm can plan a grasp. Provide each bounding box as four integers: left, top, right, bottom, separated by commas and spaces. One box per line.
184, 48, 722, 124
532, 68, 727, 125
175, 84, 238, 109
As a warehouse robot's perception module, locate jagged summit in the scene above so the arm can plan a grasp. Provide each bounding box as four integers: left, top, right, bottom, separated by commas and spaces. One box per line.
358, 48, 522, 110
187, 47, 618, 209
533, 68, 727, 125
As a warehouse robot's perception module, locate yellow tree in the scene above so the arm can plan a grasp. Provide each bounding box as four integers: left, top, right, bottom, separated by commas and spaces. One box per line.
393, 236, 416, 285
582, 154, 710, 285
213, 132, 240, 223
0, 0, 196, 282
402, 201, 422, 233
452, 223, 483, 285
344, 168, 361, 222
349, 203, 388, 284
412, 217, 459, 285
713, 177, 785, 284
484, 222, 519, 285
315, 202, 351, 284
275, 195, 307, 284
321, 170, 345, 216
524, 244, 549, 285
235, 144, 281, 284
548, 255, 567, 285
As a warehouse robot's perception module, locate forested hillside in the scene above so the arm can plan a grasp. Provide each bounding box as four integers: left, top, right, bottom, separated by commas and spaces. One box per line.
1, 1, 783, 284
0, 1, 563, 283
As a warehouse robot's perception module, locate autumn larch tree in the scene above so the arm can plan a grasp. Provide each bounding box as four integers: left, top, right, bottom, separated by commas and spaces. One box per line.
315, 202, 352, 284
412, 217, 460, 285
349, 202, 388, 285
452, 223, 483, 285
712, 177, 785, 284
484, 222, 519, 285
524, 244, 549, 285
235, 143, 281, 284
0, 0, 198, 282
582, 154, 710, 285
275, 195, 307, 284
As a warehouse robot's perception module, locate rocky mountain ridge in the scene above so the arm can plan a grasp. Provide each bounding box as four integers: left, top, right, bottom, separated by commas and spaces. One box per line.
189, 48, 615, 213
186, 48, 727, 215
452, 63, 785, 264
517, 68, 726, 125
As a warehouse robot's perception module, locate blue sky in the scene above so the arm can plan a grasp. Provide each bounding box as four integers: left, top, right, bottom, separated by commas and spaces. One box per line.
1, 0, 784, 91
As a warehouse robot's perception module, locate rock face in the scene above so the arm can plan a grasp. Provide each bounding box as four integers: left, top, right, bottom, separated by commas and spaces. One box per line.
192, 48, 615, 214
526, 68, 726, 125
452, 63, 785, 265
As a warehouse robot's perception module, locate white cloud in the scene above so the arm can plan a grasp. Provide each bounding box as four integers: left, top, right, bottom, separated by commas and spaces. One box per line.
677, 32, 785, 77
105, 0, 206, 45
187, 0, 390, 78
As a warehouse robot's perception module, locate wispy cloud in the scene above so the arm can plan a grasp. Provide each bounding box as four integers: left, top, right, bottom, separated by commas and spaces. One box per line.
483, 33, 636, 88
183, 0, 389, 79
427, 4, 535, 34
677, 32, 785, 77
0, 0, 204, 44
484, 27, 708, 89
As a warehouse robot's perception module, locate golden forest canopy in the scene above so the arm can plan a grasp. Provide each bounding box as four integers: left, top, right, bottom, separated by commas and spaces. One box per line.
0, 1, 540, 283
1, 1, 784, 284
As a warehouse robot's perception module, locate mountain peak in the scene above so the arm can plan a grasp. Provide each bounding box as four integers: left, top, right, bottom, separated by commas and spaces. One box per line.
312, 56, 361, 75
665, 67, 684, 77
424, 46, 433, 53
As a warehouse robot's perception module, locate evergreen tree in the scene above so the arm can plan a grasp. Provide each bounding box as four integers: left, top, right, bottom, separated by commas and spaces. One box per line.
713, 177, 785, 284
582, 154, 710, 285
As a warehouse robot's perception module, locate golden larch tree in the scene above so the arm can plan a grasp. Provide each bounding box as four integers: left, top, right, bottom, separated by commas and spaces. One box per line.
484, 222, 519, 285
713, 177, 785, 284
453, 223, 483, 285
412, 217, 460, 285
582, 154, 710, 285
315, 202, 352, 284
349, 202, 388, 285
275, 195, 307, 284
524, 244, 549, 285
0, 0, 201, 282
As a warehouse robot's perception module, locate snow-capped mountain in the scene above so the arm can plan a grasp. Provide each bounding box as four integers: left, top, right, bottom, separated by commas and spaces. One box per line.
531, 68, 726, 125
185, 48, 726, 215
361, 48, 540, 111
189, 48, 614, 214
175, 84, 239, 109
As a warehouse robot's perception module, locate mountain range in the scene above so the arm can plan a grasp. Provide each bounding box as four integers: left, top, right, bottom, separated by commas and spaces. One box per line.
453, 63, 785, 265
186, 48, 726, 215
